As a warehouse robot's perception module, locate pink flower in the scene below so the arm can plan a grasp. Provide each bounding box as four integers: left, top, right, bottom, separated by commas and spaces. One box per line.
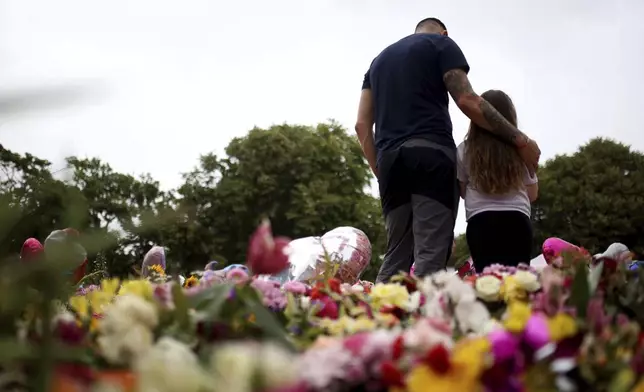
225, 267, 250, 283
251, 279, 288, 310
522, 313, 551, 351
283, 281, 307, 295
247, 220, 291, 275
20, 238, 44, 262
343, 332, 370, 356
489, 329, 519, 362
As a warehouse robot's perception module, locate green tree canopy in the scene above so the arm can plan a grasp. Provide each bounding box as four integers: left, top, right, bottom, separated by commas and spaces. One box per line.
176, 122, 386, 277
533, 137, 644, 256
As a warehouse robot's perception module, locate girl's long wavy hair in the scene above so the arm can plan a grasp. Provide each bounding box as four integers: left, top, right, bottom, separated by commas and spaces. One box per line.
465, 90, 525, 195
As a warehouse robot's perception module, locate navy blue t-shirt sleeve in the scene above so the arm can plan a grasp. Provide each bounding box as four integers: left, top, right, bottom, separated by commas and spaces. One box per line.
437, 37, 470, 76
362, 69, 371, 90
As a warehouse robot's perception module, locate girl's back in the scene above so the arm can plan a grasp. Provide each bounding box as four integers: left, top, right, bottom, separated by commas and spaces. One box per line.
457, 142, 537, 221
457, 90, 538, 270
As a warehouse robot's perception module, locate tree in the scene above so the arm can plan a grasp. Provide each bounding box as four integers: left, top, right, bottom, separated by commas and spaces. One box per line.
65, 157, 171, 277
0, 148, 89, 259
451, 233, 470, 266
532, 138, 644, 255
177, 121, 386, 278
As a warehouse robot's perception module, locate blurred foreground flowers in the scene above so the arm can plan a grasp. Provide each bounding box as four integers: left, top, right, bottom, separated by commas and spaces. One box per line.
2, 221, 644, 392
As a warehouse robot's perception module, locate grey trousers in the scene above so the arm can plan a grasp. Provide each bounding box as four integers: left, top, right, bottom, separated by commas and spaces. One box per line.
375, 139, 459, 282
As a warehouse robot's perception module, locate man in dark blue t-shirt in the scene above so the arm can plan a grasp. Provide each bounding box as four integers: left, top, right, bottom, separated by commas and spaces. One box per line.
355, 18, 541, 282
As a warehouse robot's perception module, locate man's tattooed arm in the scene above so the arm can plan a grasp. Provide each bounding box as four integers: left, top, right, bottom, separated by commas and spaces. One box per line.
443, 69, 528, 147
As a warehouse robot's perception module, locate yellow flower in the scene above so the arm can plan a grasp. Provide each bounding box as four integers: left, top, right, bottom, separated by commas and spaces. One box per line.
347, 316, 377, 334
452, 337, 491, 380
87, 290, 113, 314
499, 276, 527, 303
118, 279, 153, 300
184, 276, 199, 288
547, 313, 577, 341
319, 317, 349, 336
405, 338, 489, 392
406, 363, 484, 392
633, 377, 644, 392
374, 313, 399, 327
370, 283, 410, 310
149, 264, 165, 276
69, 295, 89, 318
503, 301, 531, 333
101, 278, 120, 296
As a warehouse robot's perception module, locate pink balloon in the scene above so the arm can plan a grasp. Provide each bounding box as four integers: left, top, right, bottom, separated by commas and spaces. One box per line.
322, 227, 372, 285
542, 237, 579, 264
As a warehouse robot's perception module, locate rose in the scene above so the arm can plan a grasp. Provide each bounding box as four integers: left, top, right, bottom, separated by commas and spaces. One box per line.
247, 220, 291, 275
513, 270, 541, 293
474, 275, 502, 302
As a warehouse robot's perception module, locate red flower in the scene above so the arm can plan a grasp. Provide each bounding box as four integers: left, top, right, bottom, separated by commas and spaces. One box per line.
55, 363, 95, 385
328, 278, 342, 294
314, 295, 339, 319
380, 361, 405, 387
310, 285, 324, 300
381, 305, 406, 320
55, 320, 86, 346
392, 335, 405, 361
246, 220, 291, 275
424, 344, 451, 374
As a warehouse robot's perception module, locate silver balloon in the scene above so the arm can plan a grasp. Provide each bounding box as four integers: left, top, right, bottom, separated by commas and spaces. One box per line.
275, 227, 372, 285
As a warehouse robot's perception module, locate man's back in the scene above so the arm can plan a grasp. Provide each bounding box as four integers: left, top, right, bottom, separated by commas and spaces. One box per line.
364, 33, 469, 158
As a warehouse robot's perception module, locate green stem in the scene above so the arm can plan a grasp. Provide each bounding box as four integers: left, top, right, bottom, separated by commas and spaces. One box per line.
35, 299, 53, 392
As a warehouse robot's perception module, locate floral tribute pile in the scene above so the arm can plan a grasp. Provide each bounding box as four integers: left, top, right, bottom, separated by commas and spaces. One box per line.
4, 221, 644, 392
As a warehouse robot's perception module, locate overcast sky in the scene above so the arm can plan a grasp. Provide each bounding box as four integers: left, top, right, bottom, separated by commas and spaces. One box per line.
1, 0, 642, 235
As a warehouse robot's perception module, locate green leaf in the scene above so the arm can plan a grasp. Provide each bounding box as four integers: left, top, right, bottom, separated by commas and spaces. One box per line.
284, 292, 298, 319
0, 339, 36, 362
171, 284, 191, 330
607, 368, 636, 392
199, 285, 232, 319
239, 288, 295, 351
570, 262, 591, 318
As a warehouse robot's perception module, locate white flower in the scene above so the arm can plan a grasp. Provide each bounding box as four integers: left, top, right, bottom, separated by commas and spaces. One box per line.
98, 295, 159, 366
98, 324, 154, 366
423, 292, 448, 320
210, 343, 257, 392
403, 318, 453, 352
135, 337, 208, 392
300, 296, 311, 310
406, 291, 422, 312
475, 276, 502, 302
110, 295, 159, 328
298, 345, 356, 390
454, 300, 490, 334
443, 278, 476, 304
513, 271, 541, 292
257, 343, 298, 389
430, 270, 460, 288
351, 284, 365, 294
480, 319, 503, 335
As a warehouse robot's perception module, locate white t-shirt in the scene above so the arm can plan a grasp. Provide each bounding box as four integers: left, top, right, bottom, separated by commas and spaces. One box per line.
456, 142, 538, 221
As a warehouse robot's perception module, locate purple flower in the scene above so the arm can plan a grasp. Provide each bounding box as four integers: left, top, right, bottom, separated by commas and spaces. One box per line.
251, 279, 287, 310
75, 284, 99, 296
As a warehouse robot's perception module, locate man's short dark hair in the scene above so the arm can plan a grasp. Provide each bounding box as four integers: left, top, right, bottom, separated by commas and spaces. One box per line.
415, 17, 447, 32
